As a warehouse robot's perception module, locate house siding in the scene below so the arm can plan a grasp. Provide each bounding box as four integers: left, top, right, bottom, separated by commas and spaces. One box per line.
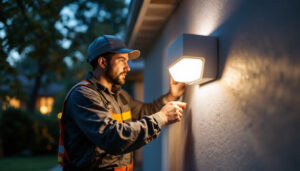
143, 0, 300, 170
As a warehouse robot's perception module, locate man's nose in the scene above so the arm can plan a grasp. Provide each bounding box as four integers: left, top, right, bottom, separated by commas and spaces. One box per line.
125, 62, 130, 72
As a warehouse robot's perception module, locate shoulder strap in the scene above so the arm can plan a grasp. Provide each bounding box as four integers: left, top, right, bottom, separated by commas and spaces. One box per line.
58, 80, 90, 166
60, 80, 90, 119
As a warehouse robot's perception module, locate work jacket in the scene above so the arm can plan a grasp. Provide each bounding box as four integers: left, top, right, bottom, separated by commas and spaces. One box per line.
62, 72, 165, 170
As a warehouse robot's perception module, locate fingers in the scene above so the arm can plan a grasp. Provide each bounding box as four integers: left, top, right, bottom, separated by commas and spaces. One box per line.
169, 101, 186, 117
170, 76, 187, 86
173, 102, 185, 121
161, 101, 187, 125
176, 112, 182, 120
170, 76, 175, 84
172, 101, 187, 110
170, 76, 181, 85
174, 105, 183, 113
175, 110, 182, 122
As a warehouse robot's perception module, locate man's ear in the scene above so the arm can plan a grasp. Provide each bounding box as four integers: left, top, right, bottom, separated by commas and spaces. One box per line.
98, 57, 107, 69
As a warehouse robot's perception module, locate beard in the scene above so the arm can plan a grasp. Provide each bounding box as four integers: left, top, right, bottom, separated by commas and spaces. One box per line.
105, 65, 127, 85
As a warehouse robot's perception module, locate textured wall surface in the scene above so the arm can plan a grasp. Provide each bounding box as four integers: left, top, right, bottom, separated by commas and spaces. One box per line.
142, 39, 166, 171
143, 0, 300, 170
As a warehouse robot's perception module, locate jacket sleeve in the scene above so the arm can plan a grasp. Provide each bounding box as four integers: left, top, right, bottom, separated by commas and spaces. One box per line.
120, 90, 167, 120
65, 86, 165, 155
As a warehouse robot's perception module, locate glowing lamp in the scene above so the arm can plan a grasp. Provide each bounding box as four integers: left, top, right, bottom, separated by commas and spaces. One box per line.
169, 56, 205, 85
167, 34, 218, 85
40, 106, 48, 114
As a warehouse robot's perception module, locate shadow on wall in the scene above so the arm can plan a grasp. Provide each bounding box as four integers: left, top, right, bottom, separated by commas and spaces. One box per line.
211, 0, 300, 80
167, 85, 194, 171
213, 2, 300, 169
182, 108, 197, 171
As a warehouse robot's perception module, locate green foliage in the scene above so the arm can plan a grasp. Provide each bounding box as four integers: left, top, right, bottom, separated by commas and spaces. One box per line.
0, 108, 59, 156
0, 155, 57, 171
0, 0, 128, 108
0, 108, 33, 156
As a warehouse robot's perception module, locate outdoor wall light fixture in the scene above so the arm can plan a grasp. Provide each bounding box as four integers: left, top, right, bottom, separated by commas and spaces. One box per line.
168, 56, 205, 85
167, 34, 218, 85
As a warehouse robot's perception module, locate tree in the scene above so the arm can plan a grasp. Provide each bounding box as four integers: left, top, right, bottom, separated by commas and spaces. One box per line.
0, 0, 128, 112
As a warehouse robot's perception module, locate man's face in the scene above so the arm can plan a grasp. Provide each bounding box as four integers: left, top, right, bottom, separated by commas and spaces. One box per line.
105, 53, 130, 85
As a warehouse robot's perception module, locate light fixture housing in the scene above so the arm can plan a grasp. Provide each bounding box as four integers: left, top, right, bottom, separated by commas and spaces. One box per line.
167, 34, 218, 85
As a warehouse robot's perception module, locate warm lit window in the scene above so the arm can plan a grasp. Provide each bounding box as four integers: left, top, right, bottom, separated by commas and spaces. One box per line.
8, 97, 20, 108
2, 96, 21, 109
39, 96, 54, 115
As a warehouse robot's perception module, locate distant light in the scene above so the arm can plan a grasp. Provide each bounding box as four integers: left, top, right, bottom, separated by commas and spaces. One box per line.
40, 106, 48, 114
169, 56, 204, 84
7, 50, 22, 66
39, 96, 54, 114
57, 112, 62, 119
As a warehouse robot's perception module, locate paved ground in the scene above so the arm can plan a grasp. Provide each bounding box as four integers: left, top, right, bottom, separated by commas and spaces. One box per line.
49, 165, 62, 171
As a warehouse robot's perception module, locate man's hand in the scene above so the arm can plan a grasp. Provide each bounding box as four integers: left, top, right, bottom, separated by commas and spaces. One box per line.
165, 77, 187, 102
158, 101, 187, 125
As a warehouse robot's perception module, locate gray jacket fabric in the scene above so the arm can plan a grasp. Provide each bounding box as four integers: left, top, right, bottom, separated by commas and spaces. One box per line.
63, 72, 165, 169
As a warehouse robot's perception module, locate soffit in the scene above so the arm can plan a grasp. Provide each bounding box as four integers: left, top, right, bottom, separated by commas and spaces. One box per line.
126, 0, 180, 56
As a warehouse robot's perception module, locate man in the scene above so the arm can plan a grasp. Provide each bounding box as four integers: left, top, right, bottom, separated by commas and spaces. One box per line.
58, 35, 187, 170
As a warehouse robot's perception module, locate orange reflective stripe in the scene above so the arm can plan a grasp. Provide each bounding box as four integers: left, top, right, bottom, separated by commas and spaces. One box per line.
114, 162, 133, 171
112, 113, 123, 123
111, 110, 131, 123
122, 111, 131, 121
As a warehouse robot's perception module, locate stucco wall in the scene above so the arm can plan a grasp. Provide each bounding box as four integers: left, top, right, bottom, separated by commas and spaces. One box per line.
142, 38, 166, 171
143, 0, 300, 170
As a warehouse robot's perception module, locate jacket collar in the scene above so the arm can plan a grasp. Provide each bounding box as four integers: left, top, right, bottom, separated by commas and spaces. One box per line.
86, 72, 121, 95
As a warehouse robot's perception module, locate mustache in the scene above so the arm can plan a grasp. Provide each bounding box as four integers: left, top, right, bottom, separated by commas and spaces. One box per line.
119, 71, 127, 75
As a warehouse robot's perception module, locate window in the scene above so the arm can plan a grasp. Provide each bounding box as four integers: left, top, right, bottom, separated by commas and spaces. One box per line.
2, 96, 21, 109
38, 96, 54, 114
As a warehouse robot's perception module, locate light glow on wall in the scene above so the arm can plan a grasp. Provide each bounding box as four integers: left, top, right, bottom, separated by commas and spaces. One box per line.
185, 0, 240, 36
169, 56, 205, 84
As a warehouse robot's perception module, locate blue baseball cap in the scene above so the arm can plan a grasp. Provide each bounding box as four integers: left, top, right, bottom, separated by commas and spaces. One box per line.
87, 35, 140, 63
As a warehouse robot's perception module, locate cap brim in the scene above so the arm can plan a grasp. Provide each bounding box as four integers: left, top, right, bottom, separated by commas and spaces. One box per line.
113, 48, 140, 60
